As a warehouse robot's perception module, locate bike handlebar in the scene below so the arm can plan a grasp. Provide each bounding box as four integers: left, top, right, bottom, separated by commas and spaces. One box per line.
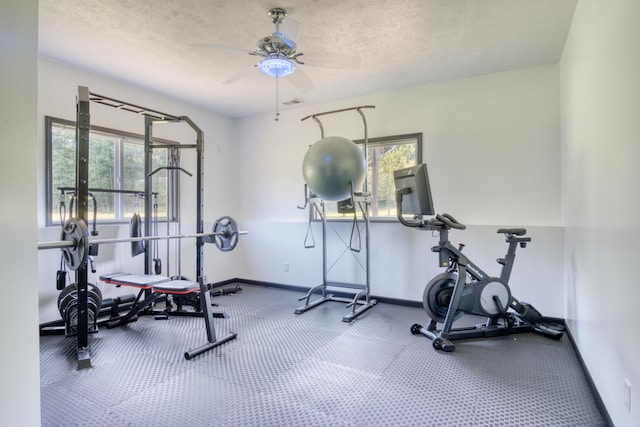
396, 189, 466, 231
435, 213, 466, 230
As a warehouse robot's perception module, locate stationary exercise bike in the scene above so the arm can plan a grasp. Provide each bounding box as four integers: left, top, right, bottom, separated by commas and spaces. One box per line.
394, 164, 563, 352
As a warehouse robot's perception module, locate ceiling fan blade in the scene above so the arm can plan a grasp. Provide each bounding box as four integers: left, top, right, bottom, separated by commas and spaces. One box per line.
223, 64, 258, 84
275, 16, 300, 47
190, 42, 254, 56
301, 53, 361, 70
286, 67, 314, 93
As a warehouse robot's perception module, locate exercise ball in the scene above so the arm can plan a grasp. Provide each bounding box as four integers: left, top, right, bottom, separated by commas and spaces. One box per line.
302, 136, 366, 201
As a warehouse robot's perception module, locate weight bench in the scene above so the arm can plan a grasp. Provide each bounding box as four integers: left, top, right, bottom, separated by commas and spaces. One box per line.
100, 272, 162, 289
100, 273, 225, 325
100, 273, 236, 359
151, 279, 204, 319
100, 274, 173, 327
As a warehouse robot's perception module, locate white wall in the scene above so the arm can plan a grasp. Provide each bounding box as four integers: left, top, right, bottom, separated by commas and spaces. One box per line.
235, 64, 565, 316
37, 58, 241, 323
560, 0, 640, 425
0, 1, 41, 425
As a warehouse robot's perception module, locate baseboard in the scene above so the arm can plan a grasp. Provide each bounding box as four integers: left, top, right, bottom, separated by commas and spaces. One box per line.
212, 277, 422, 308
564, 325, 614, 427
209, 278, 240, 288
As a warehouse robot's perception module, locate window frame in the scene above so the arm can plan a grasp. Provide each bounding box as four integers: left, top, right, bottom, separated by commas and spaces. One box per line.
315, 132, 422, 222
45, 115, 180, 227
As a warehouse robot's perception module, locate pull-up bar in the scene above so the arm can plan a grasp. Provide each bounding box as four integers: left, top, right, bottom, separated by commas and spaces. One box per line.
89, 92, 181, 122
300, 105, 375, 122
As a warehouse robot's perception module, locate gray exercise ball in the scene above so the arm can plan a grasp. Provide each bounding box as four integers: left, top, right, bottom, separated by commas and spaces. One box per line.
302, 136, 366, 201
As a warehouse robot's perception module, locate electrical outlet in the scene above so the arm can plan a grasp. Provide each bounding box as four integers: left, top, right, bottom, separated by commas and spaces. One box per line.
283, 262, 289, 272
624, 379, 632, 413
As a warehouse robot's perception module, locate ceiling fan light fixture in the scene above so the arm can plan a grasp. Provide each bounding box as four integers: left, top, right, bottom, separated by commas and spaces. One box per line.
258, 57, 295, 78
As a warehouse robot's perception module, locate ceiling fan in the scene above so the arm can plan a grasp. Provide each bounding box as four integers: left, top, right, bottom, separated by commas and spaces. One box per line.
192, 7, 360, 117
243, 8, 304, 79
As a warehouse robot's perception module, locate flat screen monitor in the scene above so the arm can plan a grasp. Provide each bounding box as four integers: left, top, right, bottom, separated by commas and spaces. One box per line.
393, 163, 435, 216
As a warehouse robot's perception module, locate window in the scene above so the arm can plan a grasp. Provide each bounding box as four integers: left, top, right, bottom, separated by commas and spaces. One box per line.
45, 116, 178, 226
322, 133, 422, 220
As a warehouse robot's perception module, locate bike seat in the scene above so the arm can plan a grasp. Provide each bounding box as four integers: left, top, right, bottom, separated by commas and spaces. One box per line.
497, 228, 527, 236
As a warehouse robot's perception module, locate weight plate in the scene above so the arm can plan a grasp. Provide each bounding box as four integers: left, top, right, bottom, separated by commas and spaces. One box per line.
212, 216, 239, 252
60, 218, 89, 270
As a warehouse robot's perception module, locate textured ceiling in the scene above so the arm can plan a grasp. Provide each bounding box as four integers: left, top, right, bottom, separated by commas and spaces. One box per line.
38, 0, 578, 119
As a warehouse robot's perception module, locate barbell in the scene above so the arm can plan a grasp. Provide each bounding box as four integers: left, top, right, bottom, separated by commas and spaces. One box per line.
38, 215, 247, 271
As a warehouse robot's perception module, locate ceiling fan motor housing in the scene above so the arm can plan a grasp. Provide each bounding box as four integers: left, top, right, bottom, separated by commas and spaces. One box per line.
257, 35, 295, 56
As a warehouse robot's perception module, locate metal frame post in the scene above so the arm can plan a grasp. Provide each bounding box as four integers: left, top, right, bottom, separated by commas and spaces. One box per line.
144, 116, 154, 275
75, 86, 91, 369
357, 108, 371, 301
